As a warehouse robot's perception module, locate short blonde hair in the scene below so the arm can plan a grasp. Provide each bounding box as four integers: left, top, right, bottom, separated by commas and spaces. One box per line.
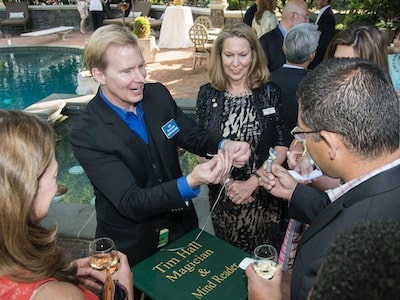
85, 24, 140, 72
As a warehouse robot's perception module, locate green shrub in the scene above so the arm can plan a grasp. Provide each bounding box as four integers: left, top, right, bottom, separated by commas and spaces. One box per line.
133, 16, 151, 38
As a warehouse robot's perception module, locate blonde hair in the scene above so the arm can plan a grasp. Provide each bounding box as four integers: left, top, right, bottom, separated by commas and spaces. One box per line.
85, 24, 140, 72
0, 111, 76, 283
208, 22, 270, 91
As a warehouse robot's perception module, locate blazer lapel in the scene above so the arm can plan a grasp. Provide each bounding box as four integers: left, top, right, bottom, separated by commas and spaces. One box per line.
92, 95, 148, 159
298, 164, 400, 248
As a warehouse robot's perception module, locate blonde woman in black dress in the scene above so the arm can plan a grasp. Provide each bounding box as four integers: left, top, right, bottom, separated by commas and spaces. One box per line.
196, 22, 292, 253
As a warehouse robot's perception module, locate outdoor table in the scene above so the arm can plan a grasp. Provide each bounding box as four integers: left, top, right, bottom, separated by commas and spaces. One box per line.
158, 6, 194, 49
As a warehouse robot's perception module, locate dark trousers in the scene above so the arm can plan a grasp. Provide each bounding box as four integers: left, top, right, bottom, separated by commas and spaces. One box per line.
91, 10, 104, 31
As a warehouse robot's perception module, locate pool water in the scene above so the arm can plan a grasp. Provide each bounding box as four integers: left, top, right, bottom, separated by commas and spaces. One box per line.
0, 46, 84, 110
54, 117, 94, 205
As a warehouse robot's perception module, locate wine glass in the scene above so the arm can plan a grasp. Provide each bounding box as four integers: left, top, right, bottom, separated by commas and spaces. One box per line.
117, 1, 129, 26
252, 244, 278, 280
89, 237, 119, 275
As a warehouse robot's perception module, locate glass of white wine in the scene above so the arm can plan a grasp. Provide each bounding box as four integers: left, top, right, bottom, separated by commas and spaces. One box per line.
252, 244, 278, 280
89, 237, 119, 275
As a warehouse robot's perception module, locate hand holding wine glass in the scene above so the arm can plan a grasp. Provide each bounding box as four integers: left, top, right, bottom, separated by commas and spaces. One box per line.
89, 237, 120, 300
252, 244, 278, 280
89, 237, 119, 274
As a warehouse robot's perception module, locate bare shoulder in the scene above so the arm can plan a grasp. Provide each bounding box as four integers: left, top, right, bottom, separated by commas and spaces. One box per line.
31, 281, 86, 300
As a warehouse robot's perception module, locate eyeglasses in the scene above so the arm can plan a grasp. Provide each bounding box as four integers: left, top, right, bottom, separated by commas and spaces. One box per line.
291, 126, 320, 143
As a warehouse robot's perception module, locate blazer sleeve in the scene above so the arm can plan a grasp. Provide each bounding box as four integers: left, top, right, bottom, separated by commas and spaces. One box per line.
289, 184, 331, 224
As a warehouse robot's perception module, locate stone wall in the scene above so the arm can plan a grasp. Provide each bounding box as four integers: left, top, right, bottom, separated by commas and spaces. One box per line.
0, 4, 243, 32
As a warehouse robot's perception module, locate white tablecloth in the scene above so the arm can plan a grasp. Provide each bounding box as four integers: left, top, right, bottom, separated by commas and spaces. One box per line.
158, 6, 194, 49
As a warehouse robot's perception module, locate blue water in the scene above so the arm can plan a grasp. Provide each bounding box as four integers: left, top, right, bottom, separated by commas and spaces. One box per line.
0, 46, 84, 110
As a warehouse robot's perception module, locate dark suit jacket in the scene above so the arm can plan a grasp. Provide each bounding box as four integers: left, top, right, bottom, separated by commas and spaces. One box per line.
244, 3, 257, 26
259, 25, 285, 72
70, 83, 222, 265
289, 164, 400, 300
309, 7, 336, 69
271, 66, 308, 131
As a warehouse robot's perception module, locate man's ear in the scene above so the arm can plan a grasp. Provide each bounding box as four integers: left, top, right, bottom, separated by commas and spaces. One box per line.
320, 130, 341, 160
91, 68, 105, 85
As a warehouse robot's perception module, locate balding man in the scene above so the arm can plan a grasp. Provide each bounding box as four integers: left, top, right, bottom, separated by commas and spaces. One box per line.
259, 0, 309, 72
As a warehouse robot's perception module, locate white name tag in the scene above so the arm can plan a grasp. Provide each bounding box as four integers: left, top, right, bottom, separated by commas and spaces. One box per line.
263, 107, 276, 116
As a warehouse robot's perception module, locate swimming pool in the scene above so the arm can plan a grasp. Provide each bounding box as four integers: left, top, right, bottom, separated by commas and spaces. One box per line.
0, 46, 84, 110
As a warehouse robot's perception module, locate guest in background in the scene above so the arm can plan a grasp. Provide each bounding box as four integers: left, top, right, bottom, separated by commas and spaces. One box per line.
0, 110, 134, 300
196, 22, 292, 253
325, 23, 389, 74
89, 0, 104, 31
244, 2, 257, 26
259, 0, 309, 72
103, 0, 113, 19
271, 23, 320, 131
77, 0, 88, 34
308, 0, 335, 69
252, 0, 278, 38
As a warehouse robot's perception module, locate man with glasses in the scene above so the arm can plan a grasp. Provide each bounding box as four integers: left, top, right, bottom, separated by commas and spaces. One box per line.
246, 58, 400, 300
259, 0, 309, 72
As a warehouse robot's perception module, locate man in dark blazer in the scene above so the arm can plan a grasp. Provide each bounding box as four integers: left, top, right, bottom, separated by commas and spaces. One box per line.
69, 24, 250, 273
308, 0, 336, 69
271, 23, 320, 131
259, 0, 310, 72
246, 58, 400, 300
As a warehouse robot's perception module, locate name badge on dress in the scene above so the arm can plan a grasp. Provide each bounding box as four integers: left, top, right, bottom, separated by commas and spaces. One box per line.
263, 107, 276, 116
161, 119, 180, 139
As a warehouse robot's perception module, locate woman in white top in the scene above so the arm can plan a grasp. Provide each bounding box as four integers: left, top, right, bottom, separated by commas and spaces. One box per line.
252, 0, 278, 38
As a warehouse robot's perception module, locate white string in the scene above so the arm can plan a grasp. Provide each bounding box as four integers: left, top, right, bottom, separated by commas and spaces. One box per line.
161, 169, 232, 252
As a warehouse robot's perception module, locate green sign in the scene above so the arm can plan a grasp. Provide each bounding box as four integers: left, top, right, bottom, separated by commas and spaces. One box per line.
132, 229, 249, 299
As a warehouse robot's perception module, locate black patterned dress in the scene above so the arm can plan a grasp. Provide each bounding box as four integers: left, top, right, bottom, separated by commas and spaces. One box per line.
196, 83, 292, 254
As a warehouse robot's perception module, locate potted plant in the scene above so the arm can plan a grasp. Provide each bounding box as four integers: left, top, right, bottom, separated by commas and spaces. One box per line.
132, 16, 158, 63
133, 16, 151, 39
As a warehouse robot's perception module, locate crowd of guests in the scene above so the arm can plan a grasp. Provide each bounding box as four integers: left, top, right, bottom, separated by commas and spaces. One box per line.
1, 0, 400, 299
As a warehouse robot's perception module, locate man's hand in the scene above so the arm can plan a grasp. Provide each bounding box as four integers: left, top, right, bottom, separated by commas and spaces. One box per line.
187, 150, 232, 187
259, 163, 298, 201
221, 140, 251, 168
246, 264, 283, 300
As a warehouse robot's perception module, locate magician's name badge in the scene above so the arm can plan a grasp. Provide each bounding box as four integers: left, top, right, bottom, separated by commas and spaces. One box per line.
161, 119, 180, 139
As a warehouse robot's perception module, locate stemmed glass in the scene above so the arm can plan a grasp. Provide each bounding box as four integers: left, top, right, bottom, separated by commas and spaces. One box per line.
252, 244, 278, 280
89, 237, 119, 299
117, 1, 129, 26
89, 237, 119, 274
